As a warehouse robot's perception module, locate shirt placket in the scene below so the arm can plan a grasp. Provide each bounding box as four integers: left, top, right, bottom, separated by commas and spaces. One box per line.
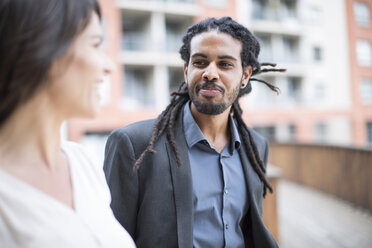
220, 153, 230, 248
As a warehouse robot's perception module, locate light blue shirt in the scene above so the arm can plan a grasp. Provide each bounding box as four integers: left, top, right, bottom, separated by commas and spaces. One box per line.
183, 102, 248, 248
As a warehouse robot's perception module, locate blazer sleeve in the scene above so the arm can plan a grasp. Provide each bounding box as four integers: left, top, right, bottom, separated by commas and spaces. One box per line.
263, 139, 269, 170
258, 139, 269, 217
103, 130, 139, 239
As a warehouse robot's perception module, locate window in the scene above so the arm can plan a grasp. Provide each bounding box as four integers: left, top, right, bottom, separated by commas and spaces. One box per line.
314, 83, 325, 101
255, 33, 299, 62
255, 33, 273, 62
203, 0, 226, 7
307, 6, 323, 25
252, 0, 297, 21
281, 0, 297, 19
252, 0, 271, 20
367, 122, 372, 145
282, 36, 299, 62
313, 46, 322, 61
360, 79, 372, 103
314, 123, 326, 142
166, 21, 183, 52
354, 2, 370, 26
122, 11, 150, 51
356, 40, 372, 66
288, 124, 296, 141
287, 77, 301, 103
123, 66, 154, 109
166, 17, 192, 52
254, 125, 276, 141
168, 67, 184, 101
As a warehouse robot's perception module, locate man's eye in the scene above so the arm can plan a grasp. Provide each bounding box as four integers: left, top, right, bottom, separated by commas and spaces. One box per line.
219, 62, 233, 67
192, 60, 207, 66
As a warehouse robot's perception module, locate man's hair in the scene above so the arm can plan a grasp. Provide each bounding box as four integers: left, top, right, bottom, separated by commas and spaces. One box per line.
0, 0, 101, 129
134, 17, 284, 197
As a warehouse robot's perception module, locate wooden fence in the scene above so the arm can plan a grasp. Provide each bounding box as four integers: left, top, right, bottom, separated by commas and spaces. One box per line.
268, 142, 372, 211
263, 166, 281, 244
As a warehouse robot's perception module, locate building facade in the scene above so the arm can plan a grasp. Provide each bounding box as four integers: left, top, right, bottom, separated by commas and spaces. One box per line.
239, 0, 353, 145
345, 0, 372, 146
67, 0, 372, 163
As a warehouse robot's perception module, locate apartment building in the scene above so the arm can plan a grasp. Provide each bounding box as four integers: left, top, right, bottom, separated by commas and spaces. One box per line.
345, 0, 372, 146
240, 0, 372, 147
236, 0, 352, 145
67, 0, 371, 163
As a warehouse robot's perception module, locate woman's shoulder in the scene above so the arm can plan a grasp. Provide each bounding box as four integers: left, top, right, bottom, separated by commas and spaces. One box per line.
61, 140, 111, 203
61, 140, 104, 185
61, 140, 88, 155
61, 140, 97, 166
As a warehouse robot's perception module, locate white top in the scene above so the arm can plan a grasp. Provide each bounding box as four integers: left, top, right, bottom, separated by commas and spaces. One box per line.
0, 141, 136, 248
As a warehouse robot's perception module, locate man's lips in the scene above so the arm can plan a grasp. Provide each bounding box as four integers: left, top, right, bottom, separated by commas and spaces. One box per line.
195, 81, 224, 97
199, 88, 221, 97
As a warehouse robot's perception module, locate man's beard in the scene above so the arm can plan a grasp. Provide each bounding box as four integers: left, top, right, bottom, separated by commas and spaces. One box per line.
188, 80, 241, 115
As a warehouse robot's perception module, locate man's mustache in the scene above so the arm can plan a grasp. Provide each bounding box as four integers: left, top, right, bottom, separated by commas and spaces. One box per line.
195, 80, 225, 93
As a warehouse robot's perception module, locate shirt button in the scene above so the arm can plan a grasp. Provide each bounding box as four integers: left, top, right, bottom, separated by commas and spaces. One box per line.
225, 224, 229, 230
224, 189, 228, 194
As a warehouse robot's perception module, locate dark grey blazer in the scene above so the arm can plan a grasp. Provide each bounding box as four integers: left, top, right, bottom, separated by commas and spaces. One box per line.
103, 108, 279, 248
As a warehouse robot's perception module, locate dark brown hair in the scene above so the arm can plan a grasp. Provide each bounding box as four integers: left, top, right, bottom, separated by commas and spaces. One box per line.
0, 0, 101, 128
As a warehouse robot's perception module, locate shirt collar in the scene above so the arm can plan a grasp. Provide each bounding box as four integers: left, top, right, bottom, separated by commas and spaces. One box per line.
183, 101, 241, 151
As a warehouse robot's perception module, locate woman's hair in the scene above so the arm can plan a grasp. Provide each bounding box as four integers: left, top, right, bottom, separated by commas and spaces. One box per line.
0, 0, 101, 128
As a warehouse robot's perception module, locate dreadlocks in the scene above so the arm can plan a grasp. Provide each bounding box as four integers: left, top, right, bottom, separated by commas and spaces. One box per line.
134, 17, 285, 197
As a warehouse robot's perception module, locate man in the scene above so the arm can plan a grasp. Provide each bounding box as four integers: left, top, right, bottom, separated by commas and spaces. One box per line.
104, 17, 284, 248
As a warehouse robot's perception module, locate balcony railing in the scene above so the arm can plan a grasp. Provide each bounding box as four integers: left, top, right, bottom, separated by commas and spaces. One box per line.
122, 33, 149, 51
268, 142, 372, 211
252, 0, 297, 22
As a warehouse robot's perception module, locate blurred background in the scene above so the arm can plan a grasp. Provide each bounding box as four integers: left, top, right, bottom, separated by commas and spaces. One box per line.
64, 0, 372, 247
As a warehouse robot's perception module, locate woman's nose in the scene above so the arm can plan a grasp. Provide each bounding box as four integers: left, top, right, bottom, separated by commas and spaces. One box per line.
103, 54, 114, 75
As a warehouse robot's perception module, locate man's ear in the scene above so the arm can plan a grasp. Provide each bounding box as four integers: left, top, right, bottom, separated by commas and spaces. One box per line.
241, 66, 252, 89
183, 64, 188, 82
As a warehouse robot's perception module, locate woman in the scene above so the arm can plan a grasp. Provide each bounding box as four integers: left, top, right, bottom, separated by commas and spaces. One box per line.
0, 0, 135, 247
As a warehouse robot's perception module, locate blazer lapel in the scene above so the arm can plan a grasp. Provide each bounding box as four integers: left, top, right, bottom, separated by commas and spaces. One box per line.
166, 108, 193, 248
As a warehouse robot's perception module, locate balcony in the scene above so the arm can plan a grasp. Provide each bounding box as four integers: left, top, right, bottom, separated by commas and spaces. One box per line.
269, 142, 372, 211
252, 0, 298, 22
117, 0, 199, 16
165, 15, 192, 52
255, 33, 300, 64
250, 0, 301, 36
121, 10, 151, 51
122, 66, 155, 110
268, 143, 372, 247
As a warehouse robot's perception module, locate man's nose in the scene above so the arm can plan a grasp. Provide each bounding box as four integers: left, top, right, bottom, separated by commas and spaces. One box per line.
202, 63, 219, 82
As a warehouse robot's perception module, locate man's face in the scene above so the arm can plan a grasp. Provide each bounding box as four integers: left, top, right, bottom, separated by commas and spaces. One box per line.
184, 30, 251, 115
